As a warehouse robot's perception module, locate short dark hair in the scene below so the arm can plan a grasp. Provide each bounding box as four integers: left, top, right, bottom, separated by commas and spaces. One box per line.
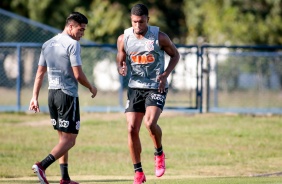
66, 12, 88, 25
131, 4, 148, 16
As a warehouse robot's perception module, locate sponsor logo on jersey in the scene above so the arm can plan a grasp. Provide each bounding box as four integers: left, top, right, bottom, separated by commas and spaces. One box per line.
145, 40, 154, 51
59, 119, 69, 128
131, 54, 155, 64
49, 69, 62, 73
49, 76, 60, 86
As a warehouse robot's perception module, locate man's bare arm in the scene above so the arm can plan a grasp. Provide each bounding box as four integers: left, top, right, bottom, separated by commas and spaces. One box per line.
157, 32, 180, 92
29, 66, 47, 112
72, 66, 97, 98
116, 34, 127, 76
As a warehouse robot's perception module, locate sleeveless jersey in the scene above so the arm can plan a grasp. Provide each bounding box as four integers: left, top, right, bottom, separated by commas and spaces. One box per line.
123, 26, 167, 89
38, 33, 82, 97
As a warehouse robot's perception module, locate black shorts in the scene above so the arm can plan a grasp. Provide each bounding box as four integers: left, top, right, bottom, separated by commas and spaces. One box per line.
125, 88, 168, 113
48, 89, 80, 134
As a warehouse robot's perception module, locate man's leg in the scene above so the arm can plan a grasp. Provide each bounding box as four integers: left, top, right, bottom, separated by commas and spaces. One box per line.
126, 112, 144, 167
50, 131, 77, 159
59, 155, 71, 182
126, 112, 146, 183
32, 131, 77, 184
54, 131, 79, 184
144, 106, 166, 177
144, 106, 162, 149
58, 131, 71, 182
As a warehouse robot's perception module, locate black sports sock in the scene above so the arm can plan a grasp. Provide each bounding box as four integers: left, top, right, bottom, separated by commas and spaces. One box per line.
60, 163, 70, 180
40, 154, 55, 169
155, 146, 163, 156
134, 162, 143, 172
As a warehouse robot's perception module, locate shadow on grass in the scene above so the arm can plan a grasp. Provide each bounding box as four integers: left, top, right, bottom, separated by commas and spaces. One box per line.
80, 179, 131, 183
0, 179, 131, 183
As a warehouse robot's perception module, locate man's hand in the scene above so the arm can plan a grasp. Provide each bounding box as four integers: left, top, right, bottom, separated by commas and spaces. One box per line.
118, 61, 127, 76
90, 86, 98, 98
157, 73, 168, 93
29, 98, 40, 113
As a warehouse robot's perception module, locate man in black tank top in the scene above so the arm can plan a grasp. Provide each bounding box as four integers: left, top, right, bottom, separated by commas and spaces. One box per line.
116, 4, 179, 184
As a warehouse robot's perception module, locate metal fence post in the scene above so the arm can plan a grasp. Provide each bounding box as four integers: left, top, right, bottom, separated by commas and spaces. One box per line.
119, 75, 124, 108
16, 45, 21, 112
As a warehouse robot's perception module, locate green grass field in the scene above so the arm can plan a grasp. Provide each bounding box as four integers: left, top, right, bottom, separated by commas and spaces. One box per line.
0, 112, 281, 184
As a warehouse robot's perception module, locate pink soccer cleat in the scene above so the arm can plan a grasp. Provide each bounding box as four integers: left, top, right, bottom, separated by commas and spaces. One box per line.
133, 171, 146, 184
155, 152, 166, 177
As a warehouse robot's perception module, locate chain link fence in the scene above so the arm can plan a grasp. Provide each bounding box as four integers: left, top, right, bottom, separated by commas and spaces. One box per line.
202, 45, 282, 114
0, 43, 199, 112
0, 8, 200, 112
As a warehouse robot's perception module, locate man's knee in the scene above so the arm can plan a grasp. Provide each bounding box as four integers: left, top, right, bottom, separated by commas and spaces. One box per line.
61, 133, 77, 147
128, 123, 141, 136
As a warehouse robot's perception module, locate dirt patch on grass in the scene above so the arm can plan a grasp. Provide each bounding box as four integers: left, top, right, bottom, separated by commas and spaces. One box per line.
19, 119, 51, 126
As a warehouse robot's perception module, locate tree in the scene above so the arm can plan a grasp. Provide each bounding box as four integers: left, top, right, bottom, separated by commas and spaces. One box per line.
76, 0, 186, 44
76, 0, 129, 44
183, 0, 282, 45
0, 0, 91, 30
1, 0, 282, 45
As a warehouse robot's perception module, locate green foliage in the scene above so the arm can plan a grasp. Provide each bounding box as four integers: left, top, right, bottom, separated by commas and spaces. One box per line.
76, 0, 130, 44
8, 0, 84, 30
183, 0, 282, 45
1, 0, 282, 44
